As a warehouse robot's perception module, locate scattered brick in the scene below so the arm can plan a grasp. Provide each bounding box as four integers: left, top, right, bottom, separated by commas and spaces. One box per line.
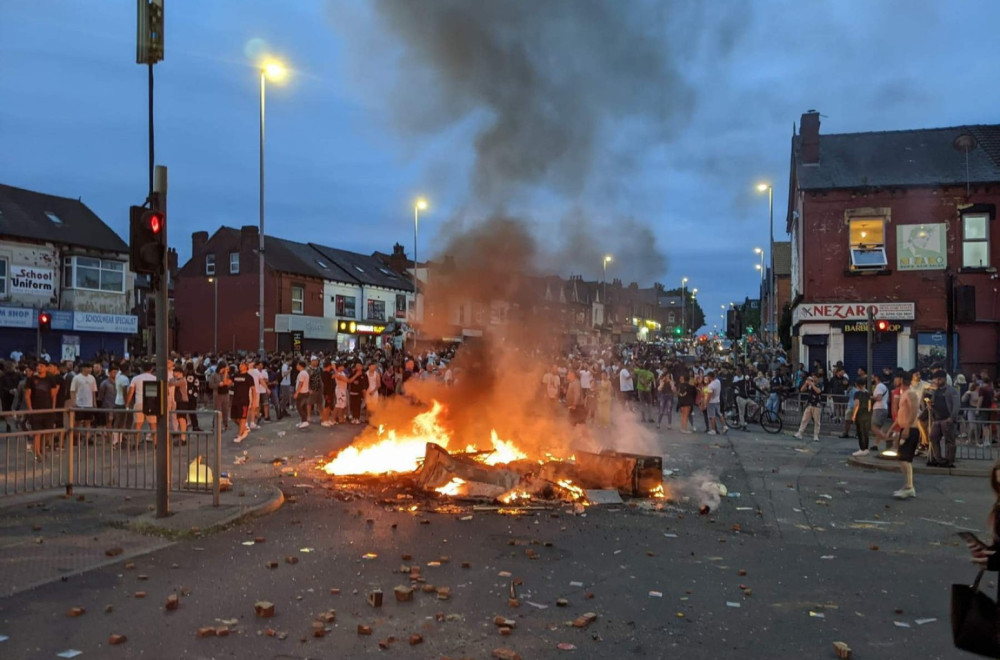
285, 556, 299, 565
833, 641, 852, 659
738, 569, 747, 576
254, 601, 275, 618
422, 584, 436, 594
317, 609, 336, 623
266, 561, 279, 569
493, 616, 516, 628
312, 621, 326, 638
573, 612, 598, 628
216, 626, 230, 637
367, 590, 383, 608
556, 599, 568, 607
134, 592, 146, 599
508, 598, 520, 608
461, 562, 471, 569
357, 624, 373, 636
254, 536, 266, 543
395, 585, 414, 602
165, 594, 179, 611
492, 648, 523, 660
436, 586, 451, 600
197, 627, 216, 638
329, 588, 341, 595
67, 607, 86, 617
409, 633, 423, 645
108, 634, 127, 645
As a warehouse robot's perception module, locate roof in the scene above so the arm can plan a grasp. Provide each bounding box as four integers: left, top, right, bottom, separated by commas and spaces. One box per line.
772, 241, 791, 276
0, 183, 128, 253
308, 243, 413, 292
794, 124, 1000, 190
268, 236, 356, 282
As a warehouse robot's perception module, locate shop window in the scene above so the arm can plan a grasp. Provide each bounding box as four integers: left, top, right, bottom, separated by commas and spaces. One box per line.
291, 285, 304, 314
848, 217, 887, 270
963, 213, 990, 269
229, 252, 239, 274
367, 299, 386, 321
205, 254, 216, 276
0, 257, 7, 295
335, 294, 356, 318
396, 294, 407, 316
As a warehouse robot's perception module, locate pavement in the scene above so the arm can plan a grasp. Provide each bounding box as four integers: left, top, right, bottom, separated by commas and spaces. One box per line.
0, 408, 995, 658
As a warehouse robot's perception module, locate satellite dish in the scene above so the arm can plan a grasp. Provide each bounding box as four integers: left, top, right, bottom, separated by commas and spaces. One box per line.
954, 134, 977, 153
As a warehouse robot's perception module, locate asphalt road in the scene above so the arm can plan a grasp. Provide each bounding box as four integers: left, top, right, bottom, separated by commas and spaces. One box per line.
0, 416, 993, 659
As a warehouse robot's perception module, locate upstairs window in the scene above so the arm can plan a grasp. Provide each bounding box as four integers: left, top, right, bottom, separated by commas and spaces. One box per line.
963, 213, 990, 269
367, 299, 386, 321
0, 258, 7, 295
290, 285, 304, 314
335, 294, 357, 318
848, 217, 887, 270
229, 252, 239, 274
63, 257, 125, 292
205, 254, 216, 276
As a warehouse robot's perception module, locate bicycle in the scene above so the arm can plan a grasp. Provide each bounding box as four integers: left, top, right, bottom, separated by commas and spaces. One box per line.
725, 394, 783, 434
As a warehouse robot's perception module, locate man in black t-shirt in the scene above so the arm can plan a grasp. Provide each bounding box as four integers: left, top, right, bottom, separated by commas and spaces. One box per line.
229, 362, 254, 443
794, 375, 823, 442
321, 360, 336, 427
25, 362, 60, 458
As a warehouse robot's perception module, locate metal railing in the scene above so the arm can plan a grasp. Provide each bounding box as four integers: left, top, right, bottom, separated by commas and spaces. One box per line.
0, 407, 221, 505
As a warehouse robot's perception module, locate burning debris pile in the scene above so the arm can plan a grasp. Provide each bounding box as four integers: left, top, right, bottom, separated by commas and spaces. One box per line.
320, 398, 667, 506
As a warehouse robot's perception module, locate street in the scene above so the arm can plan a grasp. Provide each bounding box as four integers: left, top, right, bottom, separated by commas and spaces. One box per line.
0, 416, 991, 659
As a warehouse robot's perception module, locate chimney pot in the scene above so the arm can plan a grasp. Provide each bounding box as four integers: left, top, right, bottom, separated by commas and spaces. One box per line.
192, 231, 208, 255
800, 110, 821, 165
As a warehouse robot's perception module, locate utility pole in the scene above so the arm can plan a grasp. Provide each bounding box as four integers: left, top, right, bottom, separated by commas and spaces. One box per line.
866, 305, 875, 391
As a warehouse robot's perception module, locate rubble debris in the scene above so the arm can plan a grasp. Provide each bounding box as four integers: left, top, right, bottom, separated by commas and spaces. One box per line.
394, 586, 414, 602
329, 588, 341, 595
312, 622, 326, 638
216, 626, 230, 637
409, 633, 423, 645
266, 561, 279, 569
108, 634, 127, 645
437, 586, 452, 600
573, 612, 598, 628
254, 536, 266, 543
492, 648, 523, 660
357, 624, 373, 635
165, 594, 179, 611
197, 627, 216, 638
738, 569, 747, 576
285, 556, 299, 564
508, 598, 520, 608
317, 610, 336, 623
422, 584, 436, 593
134, 592, 146, 599
105, 547, 123, 557
556, 599, 569, 607
367, 590, 383, 608
558, 643, 577, 651
67, 607, 86, 617
833, 641, 852, 659
462, 562, 472, 569
254, 601, 275, 618
493, 616, 516, 628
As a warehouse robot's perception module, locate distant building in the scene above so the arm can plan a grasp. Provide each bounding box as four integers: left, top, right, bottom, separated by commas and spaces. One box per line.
0, 184, 137, 360
787, 111, 1000, 375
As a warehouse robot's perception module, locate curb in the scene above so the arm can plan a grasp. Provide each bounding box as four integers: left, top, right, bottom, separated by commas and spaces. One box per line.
847, 455, 989, 478
121, 483, 286, 537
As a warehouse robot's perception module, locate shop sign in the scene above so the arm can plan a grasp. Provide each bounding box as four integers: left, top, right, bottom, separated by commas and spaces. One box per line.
291, 330, 303, 353
897, 224, 947, 270
793, 301, 914, 324
0, 305, 35, 328
73, 312, 138, 334
9, 265, 55, 296
843, 321, 903, 333
337, 320, 386, 335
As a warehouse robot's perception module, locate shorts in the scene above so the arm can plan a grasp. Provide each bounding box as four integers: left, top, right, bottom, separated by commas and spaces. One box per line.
74, 409, 94, 424
324, 392, 335, 410
231, 404, 249, 421
707, 402, 721, 419
898, 427, 920, 463
625, 390, 637, 401
30, 412, 59, 430
133, 412, 157, 427
258, 392, 268, 407
871, 408, 889, 430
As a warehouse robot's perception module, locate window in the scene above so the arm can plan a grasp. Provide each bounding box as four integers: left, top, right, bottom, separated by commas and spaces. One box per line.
229, 252, 239, 274
963, 213, 990, 269
291, 285, 304, 314
335, 294, 357, 318
205, 254, 216, 276
354, 265, 365, 274
0, 258, 7, 295
315, 259, 329, 270
379, 267, 397, 279
396, 294, 407, 317
44, 211, 63, 225
62, 256, 125, 292
367, 299, 386, 321
848, 217, 887, 270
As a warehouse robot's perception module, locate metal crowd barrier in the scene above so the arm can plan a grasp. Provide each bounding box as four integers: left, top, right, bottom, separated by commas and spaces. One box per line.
0, 407, 222, 505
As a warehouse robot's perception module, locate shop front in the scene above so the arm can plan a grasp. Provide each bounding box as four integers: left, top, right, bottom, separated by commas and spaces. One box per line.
274, 314, 337, 354
792, 301, 915, 374
335, 319, 388, 353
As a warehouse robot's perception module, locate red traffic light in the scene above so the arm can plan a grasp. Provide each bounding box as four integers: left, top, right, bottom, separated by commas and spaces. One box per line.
146, 211, 163, 234
39, 312, 50, 324
875, 319, 889, 332
38, 311, 51, 331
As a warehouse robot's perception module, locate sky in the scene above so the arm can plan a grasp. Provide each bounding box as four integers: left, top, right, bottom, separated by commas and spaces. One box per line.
3, 0, 1000, 334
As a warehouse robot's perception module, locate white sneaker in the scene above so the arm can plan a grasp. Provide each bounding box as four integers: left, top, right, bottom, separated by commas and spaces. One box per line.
249, 423, 259, 430
297, 421, 310, 429
893, 487, 916, 499
680, 429, 692, 434
321, 421, 333, 428
852, 449, 869, 457
794, 433, 803, 440
707, 430, 717, 435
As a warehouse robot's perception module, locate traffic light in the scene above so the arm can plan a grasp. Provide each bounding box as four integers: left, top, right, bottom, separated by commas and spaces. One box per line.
674, 326, 683, 336
875, 319, 889, 332
38, 310, 51, 332
130, 205, 166, 275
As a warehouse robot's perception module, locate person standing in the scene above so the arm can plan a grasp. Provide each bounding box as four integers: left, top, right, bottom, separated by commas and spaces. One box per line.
25, 362, 59, 460
676, 374, 697, 434
927, 369, 960, 468
733, 368, 753, 430
850, 376, 873, 456
794, 375, 823, 442
348, 362, 366, 424
542, 365, 561, 411
364, 362, 380, 423
98, 365, 118, 437
595, 371, 612, 429
170, 364, 190, 445
656, 371, 675, 430
211, 363, 231, 432
294, 360, 311, 429
229, 362, 254, 442
320, 360, 336, 427
308, 357, 324, 422
127, 362, 158, 444
619, 364, 635, 413
869, 374, 890, 453
893, 371, 920, 499
705, 370, 728, 435
69, 362, 98, 442
185, 363, 204, 432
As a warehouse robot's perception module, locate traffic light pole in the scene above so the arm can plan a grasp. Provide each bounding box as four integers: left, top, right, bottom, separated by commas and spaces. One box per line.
866, 305, 875, 391
153, 167, 169, 518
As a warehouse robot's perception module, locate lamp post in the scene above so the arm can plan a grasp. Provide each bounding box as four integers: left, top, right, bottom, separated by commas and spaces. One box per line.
602, 255, 612, 305
690, 288, 698, 337
681, 277, 689, 340
757, 183, 774, 343
259, 58, 286, 357
208, 277, 218, 355
413, 198, 428, 348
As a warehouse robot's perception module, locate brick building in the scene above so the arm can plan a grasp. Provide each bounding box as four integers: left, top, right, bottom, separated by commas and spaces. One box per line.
787, 111, 1000, 376
174, 226, 413, 355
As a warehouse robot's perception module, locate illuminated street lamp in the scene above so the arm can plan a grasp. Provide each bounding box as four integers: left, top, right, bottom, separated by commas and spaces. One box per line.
603, 255, 613, 305
412, 198, 428, 346
681, 277, 689, 339
756, 183, 774, 343
258, 57, 288, 357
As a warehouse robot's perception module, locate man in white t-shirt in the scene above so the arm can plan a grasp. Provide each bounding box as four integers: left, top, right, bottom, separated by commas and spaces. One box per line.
247, 363, 263, 429
619, 365, 634, 411
69, 363, 98, 432
705, 370, 728, 435
294, 360, 311, 429
127, 363, 158, 437
542, 365, 561, 406
870, 374, 890, 451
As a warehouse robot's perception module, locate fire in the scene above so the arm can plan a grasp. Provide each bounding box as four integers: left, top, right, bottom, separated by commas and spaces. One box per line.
650, 484, 666, 499
556, 479, 587, 502
322, 400, 532, 476
498, 488, 532, 504
435, 478, 466, 496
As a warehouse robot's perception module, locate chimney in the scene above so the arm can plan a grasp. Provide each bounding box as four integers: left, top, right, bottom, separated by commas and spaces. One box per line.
167, 248, 178, 274
192, 231, 208, 255
800, 110, 820, 165
241, 225, 259, 253
386, 242, 410, 274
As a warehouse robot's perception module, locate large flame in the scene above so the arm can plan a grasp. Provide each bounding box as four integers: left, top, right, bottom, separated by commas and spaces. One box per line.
322, 400, 530, 476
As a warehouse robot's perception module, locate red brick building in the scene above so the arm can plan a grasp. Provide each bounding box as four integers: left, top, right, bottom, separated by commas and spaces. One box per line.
787, 111, 1000, 376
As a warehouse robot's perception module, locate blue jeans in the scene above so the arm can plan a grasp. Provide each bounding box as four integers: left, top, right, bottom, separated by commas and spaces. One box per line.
657, 395, 673, 426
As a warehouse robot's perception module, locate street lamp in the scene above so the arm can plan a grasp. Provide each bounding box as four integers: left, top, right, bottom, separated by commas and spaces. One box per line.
690, 288, 698, 336
208, 277, 218, 355
258, 57, 287, 357
413, 197, 428, 347
681, 277, 689, 339
602, 255, 612, 305
756, 183, 774, 343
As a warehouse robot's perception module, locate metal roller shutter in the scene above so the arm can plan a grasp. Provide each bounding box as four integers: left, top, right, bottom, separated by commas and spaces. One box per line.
843, 332, 898, 376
